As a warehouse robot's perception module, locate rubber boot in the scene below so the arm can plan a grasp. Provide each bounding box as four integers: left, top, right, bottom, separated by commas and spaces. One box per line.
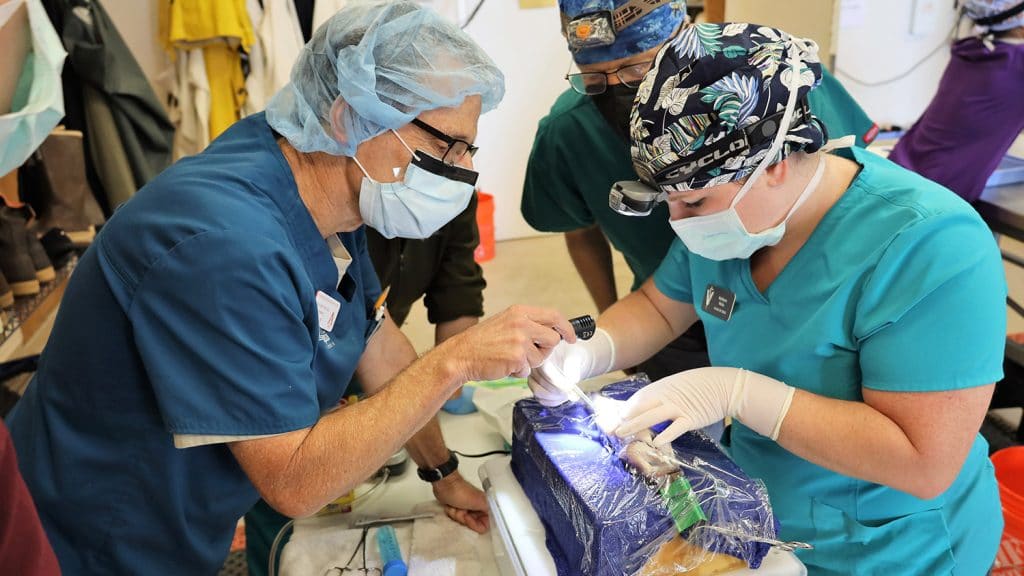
19, 128, 105, 245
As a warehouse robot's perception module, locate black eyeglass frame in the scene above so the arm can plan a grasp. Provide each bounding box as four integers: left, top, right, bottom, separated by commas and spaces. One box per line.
410, 118, 478, 166
565, 60, 654, 96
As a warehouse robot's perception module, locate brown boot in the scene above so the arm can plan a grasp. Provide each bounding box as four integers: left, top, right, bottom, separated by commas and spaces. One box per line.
0, 271, 14, 309
25, 229, 55, 284
19, 129, 106, 245
0, 203, 40, 298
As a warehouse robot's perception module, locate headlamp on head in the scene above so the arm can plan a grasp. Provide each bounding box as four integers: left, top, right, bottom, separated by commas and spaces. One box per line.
567, 11, 617, 49
609, 180, 666, 216
563, 0, 676, 51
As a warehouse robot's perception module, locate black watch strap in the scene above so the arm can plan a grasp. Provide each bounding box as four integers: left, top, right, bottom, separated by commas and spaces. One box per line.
417, 451, 459, 483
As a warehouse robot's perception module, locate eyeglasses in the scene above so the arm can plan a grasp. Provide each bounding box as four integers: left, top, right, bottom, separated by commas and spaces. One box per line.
410, 118, 478, 166
566, 60, 653, 95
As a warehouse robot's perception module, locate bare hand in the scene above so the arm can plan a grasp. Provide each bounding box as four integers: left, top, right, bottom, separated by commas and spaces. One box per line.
432, 472, 490, 534
442, 305, 576, 382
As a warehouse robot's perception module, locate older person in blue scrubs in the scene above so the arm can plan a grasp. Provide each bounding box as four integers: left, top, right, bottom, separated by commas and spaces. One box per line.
7, 3, 577, 574
530, 24, 1005, 574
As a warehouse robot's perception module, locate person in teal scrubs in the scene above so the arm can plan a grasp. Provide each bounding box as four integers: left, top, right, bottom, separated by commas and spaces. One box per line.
523, 0, 877, 383
8, 4, 578, 574
530, 24, 1004, 574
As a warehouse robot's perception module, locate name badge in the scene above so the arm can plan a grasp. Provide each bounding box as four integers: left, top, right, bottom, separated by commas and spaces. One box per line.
702, 284, 736, 322
316, 291, 341, 332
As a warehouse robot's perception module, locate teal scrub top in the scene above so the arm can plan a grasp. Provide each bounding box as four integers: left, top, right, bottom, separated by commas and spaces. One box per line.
8, 113, 381, 574
653, 147, 1005, 575
522, 72, 876, 290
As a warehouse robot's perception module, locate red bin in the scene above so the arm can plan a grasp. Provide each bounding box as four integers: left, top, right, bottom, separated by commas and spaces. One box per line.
994, 447, 1024, 541
474, 191, 495, 263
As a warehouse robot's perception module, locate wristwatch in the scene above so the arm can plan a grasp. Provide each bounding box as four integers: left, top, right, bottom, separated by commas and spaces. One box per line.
417, 451, 459, 483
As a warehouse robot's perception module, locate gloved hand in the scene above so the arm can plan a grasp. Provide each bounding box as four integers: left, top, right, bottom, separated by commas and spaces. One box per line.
614, 367, 796, 446
528, 328, 615, 406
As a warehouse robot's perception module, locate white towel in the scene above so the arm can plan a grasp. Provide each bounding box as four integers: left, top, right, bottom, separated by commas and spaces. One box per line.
280, 502, 499, 576
408, 503, 491, 576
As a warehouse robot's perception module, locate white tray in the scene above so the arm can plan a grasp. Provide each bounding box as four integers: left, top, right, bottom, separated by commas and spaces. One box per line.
987, 155, 1024, 188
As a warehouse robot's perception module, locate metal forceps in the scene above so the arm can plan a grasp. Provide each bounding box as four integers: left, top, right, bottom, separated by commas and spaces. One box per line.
323, 526, 382, 576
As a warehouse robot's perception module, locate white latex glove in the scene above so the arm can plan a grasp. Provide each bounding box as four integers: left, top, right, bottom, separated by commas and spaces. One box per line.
528, 327, 615, 406
614, 367, 796, 446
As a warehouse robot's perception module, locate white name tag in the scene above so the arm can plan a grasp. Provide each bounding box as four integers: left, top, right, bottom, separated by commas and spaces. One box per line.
316, 291, 341, 332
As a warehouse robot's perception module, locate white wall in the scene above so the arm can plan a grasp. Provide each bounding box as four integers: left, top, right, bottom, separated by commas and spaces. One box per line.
833, 0, 957, 127
462, 2, 569, 241
103, 0, 170, 105
724, 0, 839, 62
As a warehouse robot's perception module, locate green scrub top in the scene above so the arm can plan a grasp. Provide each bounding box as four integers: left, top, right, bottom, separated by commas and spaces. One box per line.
653, 147, 1005, 575
522, 89, 675, 290
522, 70, 876, 290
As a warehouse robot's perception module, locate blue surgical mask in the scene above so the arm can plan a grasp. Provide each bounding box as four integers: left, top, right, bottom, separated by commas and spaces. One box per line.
0, 0, 67, 178
355, 131, 477, 239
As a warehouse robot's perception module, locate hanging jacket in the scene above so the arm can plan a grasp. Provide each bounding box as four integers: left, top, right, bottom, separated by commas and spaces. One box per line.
241, 0, 268, 116
164, 0, 254, 141
41, 0, 174, 214
312, 0, 347, 32
260, 0, 303, 96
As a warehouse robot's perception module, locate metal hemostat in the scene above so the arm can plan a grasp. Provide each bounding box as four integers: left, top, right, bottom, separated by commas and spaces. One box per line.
699, 525, 814, 553
352, 512, 435, 528
620, 435, 815, 553
622, 438, 679, 480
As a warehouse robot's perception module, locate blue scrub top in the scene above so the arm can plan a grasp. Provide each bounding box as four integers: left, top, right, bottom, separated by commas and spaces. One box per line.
653, 147, 1005, 575
8, 113, 381, 575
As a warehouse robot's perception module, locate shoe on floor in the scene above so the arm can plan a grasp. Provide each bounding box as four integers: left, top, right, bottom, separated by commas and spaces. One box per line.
39, 228, 77, 270
0, 205, 40, 297
20, 129, 105, 244
24, 229, 54, 283
0, 271, 13, 308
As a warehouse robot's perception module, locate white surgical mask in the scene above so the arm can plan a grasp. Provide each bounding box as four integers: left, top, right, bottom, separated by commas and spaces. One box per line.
354, 131, 477, 239
0, 0, 67, 179
669, 54, 852, 261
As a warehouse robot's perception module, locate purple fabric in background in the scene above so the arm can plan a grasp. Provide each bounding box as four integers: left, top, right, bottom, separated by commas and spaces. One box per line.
511, 377, 777, 576
888, 37, 1024, 203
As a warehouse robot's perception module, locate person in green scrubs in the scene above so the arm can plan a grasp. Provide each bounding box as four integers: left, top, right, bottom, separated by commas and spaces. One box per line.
523, 0, 877, 381
530, 24, 1003, 574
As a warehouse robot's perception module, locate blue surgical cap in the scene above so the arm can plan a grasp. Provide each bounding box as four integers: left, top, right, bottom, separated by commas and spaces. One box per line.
266, 0, 505, 156
963, 0, 1024, 31
558, 0, 686, 65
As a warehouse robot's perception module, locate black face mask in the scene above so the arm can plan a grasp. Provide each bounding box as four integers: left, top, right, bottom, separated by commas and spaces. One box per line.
591, 83, 639, 142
